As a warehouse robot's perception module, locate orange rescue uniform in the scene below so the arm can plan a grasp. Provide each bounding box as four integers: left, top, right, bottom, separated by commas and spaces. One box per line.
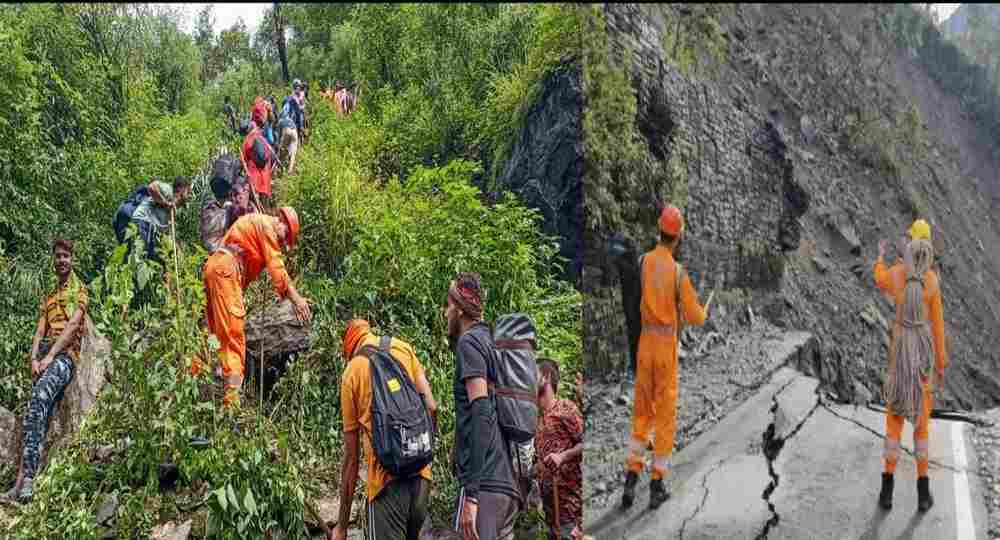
873, 257, 947, 477
203, 214, 292, 407
627, 244, 707, 480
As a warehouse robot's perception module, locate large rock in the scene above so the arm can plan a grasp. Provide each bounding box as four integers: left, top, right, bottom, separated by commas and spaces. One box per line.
494, 58, 584, 281
0, 406, 15, 465
151, 520, 192, 540
245, 298, 313, 366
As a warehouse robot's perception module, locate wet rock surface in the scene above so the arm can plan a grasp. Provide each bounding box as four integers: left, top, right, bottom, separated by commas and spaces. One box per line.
494, 60, 584, 281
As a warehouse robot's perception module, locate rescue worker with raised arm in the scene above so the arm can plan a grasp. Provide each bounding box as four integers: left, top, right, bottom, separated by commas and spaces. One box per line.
622, 204, 708, 510
874, 219, 946, 512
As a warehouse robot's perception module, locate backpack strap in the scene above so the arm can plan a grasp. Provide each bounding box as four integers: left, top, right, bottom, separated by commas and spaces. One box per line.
379, 335, 392, 353
494, 339, 534, 350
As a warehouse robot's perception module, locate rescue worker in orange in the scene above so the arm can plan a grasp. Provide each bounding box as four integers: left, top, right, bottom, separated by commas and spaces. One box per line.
622, 204, 708, 510
874, 219, 946, 512
202, 208, 311, 408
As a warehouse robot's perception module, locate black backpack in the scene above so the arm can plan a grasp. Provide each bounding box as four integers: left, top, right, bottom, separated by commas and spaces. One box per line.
210, 153, 244, 201
490, 313, 539, 444
113, 183, 151, 243
360, 336, 434, 478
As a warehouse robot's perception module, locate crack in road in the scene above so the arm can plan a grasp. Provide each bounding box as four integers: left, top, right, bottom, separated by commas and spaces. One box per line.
819, 401, 980, 477
677, 458, 727, 540
756, 378, 822, 540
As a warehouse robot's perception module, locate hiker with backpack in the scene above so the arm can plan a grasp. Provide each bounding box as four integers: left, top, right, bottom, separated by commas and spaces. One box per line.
622, 204, 709, 511
200, 153, 256, 253
3, 239, 88, 503
873, 219, 947, 513
240, 100, 277, 209
276, 103, 300, 176
330, 319, 438, 540
114, 176, 193, 264
202, 208, 311, 409
533, 359, 583, 540
445, 273, 521, 540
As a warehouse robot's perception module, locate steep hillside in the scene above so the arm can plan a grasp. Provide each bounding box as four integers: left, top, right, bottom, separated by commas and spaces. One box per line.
583, 3, 1000, 411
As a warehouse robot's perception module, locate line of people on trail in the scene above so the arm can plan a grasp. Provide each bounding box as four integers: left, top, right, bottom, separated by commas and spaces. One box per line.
617, 204, 947, 516
331, 273, 584, 540
5, 86, 313, 502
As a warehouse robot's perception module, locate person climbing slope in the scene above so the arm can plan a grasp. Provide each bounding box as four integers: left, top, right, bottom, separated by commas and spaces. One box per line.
203, 209, 311, 409
4, 239, 88, 503
445, 273, 521, 540
873, 218, 947, 512
331, 320, 438, 540
533, 359, 584, 540
116, 176, 192, 264
240, 100, 276, 209
622, 204, 708, 510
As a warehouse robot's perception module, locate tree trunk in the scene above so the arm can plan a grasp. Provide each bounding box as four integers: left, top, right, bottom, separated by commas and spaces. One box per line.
275, 2, 290, 83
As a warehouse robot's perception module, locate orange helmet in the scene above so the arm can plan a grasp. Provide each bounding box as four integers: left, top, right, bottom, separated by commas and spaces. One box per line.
278, 207, 300, 247
342, 319, 370, 360
659, 204, 684, 236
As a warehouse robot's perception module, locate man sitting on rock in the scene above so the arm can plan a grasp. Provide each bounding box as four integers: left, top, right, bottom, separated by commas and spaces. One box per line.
5, 238, 88, 503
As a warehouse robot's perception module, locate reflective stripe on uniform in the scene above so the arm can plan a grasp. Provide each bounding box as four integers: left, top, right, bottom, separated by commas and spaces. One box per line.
883, 438, 901, 461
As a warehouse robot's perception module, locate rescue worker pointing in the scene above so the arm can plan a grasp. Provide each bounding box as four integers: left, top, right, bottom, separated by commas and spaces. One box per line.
203, 208, 311, 409
622, 204, 708, 510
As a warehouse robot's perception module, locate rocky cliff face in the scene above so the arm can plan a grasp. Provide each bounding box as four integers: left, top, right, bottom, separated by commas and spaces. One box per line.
495, 61, 585, 281
583, 3, 1000, 410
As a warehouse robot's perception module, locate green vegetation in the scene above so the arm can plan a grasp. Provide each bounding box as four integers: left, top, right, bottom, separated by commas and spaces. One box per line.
0, 3, 582, 538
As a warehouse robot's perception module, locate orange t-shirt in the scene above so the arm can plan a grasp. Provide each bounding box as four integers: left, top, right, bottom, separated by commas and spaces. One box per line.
340, 334, 433, 501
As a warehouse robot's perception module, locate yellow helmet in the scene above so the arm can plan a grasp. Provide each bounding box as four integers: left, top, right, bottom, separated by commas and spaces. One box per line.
908, 219, 931, 241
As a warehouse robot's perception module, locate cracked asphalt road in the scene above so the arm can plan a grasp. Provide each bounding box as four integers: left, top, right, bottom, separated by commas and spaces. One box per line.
585, 367, 988, 540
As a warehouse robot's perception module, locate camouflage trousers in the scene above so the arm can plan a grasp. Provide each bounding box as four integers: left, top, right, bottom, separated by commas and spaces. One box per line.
22, 342, 74, 480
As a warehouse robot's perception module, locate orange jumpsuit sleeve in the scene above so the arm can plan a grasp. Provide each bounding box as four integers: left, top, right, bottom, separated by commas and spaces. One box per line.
255, 219, 292, 298
873, 257, 893, 294
679, 270, 707, 327
929, 274, 947, 372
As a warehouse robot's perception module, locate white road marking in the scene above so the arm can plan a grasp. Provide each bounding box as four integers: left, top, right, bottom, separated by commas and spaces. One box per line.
952, 421, 976, 540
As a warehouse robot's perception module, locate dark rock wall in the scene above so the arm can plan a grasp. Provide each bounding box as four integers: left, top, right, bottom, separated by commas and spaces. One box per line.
495, 62, 585, 281
584, 4, 808, 374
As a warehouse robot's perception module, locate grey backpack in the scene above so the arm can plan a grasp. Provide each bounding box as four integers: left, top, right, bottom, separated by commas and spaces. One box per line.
490, 313, 539, 444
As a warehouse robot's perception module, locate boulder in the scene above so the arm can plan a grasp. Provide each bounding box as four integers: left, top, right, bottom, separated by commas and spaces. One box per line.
0, 406, 15, 466
245, 298, 313, 366
151, 519, 192, 540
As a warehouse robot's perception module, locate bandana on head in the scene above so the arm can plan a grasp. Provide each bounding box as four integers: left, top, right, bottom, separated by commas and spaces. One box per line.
449, 273, 484, 320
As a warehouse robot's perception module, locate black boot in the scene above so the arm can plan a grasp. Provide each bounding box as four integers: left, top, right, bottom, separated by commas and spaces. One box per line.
649, 478, 670, 509
878, 473, 893, 510
621, 471, 638, 509
917, 476, 934, 512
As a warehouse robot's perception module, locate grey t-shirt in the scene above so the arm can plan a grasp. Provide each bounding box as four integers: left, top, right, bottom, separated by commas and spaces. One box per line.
131, 180, 174, 230
452, 322, 520, 501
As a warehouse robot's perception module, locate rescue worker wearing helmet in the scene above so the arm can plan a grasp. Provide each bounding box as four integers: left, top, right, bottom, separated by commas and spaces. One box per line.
203, 207, 312, 409
622, 204, 709, 511
873, 218, 946, 513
